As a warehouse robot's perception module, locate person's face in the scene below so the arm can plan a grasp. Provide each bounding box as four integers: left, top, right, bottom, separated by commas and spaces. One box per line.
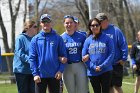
64, 18, 76, 32
137, 32, 140, 41
90, 20, 101, 35
75, 22, 80, 31
100, 19, 109, 30
29, 24, 38, 36
40, 18, 52, 32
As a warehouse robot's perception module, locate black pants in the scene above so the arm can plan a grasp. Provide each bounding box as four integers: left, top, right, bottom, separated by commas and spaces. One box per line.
89, 71, 112, 93
111, 64, 123, 87
35, 78, 62, 93
15, 73, 35, 93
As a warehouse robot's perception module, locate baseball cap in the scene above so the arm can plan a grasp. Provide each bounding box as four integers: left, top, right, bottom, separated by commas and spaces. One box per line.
73, 16, 79, 23
96, 13, 108, 21
40, 14, 51, 22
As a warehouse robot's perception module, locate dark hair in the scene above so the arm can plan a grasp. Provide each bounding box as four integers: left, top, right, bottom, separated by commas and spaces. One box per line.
22, 20, 36, 33
87, 18, 102, 36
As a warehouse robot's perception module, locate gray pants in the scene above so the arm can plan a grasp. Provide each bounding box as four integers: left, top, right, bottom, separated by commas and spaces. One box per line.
63, 62, 89, 93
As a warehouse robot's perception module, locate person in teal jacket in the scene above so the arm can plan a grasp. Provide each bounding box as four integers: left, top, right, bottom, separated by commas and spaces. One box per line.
13, 20, 38, 93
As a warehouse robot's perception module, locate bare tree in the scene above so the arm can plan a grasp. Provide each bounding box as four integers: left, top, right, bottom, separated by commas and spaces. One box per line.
123, 0, 136, 42
8, 0, 21, 52
98, 0, 136, 43
0, 0, 21, 75
110, 0, 125, 35
23, 0, 27, 23
75, 0, 89, 29
0, 9, 12, 75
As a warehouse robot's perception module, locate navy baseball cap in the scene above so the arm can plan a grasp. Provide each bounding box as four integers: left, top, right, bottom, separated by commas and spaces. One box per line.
96, 13, 108, 21
73, 16, 79, 23
40, 14, 51, 22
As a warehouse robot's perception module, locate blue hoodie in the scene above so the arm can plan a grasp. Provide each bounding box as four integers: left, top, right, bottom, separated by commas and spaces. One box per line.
29, 29, 67, 78
82, 33, 114, 76
13, 33, 32, 74
102, 24, 128, 65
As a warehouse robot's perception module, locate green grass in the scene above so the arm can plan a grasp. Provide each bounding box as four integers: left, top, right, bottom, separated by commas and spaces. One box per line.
122, 83, 134, 93
0, 75, 138, 93
0, 84, 17, 93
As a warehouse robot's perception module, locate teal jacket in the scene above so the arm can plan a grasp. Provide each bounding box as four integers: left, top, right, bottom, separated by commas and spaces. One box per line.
13, 33, 33, 74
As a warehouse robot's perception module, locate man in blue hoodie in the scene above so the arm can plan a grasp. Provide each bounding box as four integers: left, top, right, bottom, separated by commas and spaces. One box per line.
96, 13, 128, 93
29, 14, 67, 93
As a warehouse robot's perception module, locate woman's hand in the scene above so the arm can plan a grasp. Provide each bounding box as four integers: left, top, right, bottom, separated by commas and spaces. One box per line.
82, 54, 89, 62
59, 57, 67, 64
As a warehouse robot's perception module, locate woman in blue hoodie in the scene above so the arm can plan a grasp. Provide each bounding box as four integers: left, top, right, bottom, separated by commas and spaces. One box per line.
82, 18, 114, 93
13, 20, 38, 93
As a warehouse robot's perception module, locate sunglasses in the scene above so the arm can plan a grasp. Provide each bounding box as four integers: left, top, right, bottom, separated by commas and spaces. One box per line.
64, 15, 74, 19
90, 24, 100, 28
41, 19, 51, 24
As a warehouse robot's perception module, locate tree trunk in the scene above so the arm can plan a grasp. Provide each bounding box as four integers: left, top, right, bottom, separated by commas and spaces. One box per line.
123, 0, 136, 42
8, 0, 21, 52
116, 0, 125, 35
34, 0, 40, 32
23, 0, 27, 23
75, 0, 89, 29
7, 0, 21, 83
0, 10, 12, 75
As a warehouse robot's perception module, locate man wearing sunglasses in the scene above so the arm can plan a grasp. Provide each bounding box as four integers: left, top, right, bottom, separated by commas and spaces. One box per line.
29, 14, 67, 93
96, 13, 128, 93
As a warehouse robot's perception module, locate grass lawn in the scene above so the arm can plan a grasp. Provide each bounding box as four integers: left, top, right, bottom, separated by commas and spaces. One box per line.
0, 84, 17, 93
0, 83, 136, 93
0, 74, 138, 93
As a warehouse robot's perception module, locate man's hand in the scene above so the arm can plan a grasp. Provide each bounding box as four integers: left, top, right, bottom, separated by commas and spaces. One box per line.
55, 71, 62, 80
117, 60, 125, 66
95, 66, 101, 72
34, 75, 41, 83
59, 57, 67, 64
82, 54, 89, 62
